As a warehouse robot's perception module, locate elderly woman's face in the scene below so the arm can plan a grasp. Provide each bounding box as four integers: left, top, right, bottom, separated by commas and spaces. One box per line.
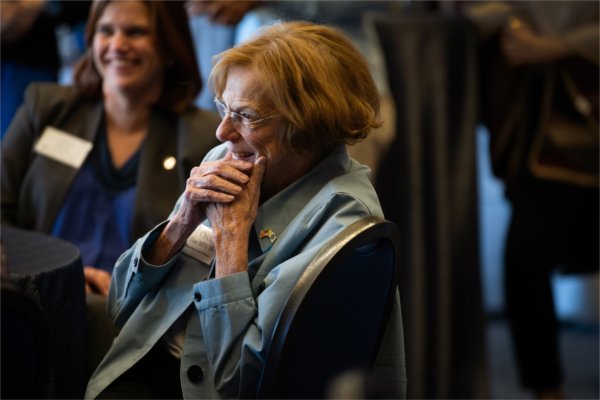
216, 67, 310, 197
93, 1, 164, 98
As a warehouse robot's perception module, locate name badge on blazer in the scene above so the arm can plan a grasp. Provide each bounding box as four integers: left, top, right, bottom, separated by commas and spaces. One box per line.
34, 126, 93, 169
182, 224, 215, 266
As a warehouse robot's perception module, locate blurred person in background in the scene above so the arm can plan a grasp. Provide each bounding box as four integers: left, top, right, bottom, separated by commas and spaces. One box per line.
1, 0, 90, 137
465, 1, 599, 398
1, 0, 219, 376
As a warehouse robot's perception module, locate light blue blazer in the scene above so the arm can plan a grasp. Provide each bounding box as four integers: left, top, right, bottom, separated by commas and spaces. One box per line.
86, 144, 406, 399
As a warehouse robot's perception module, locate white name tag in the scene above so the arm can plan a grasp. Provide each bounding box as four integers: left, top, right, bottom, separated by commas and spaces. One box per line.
34, 126, 93, 169
182, 224, 215, 265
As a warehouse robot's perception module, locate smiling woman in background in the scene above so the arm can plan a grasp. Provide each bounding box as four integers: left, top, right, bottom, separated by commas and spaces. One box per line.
85, 20, 405, 400
1, 0, 218, 294
1, 0, 218, 375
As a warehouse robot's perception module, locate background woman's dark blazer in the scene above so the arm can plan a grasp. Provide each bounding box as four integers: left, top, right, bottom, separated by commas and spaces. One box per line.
1, 83, 220, 239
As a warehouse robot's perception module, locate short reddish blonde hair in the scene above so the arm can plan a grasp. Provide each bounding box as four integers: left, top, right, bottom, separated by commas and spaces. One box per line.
210, 21, 382, 152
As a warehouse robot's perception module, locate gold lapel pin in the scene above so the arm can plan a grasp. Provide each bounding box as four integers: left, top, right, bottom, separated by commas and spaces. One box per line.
259, 229, 277, 243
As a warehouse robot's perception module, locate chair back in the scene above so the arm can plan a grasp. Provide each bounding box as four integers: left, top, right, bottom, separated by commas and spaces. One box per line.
257, 216, 401, 399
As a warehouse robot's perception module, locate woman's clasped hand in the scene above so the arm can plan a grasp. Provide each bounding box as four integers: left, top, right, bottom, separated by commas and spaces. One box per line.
181, 153, 266, 277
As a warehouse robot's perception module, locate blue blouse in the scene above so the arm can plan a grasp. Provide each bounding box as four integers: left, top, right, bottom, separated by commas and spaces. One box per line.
51, 124, 140, 272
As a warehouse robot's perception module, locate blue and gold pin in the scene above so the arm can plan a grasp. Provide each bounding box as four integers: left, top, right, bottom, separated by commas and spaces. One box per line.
259, 229, 277, 243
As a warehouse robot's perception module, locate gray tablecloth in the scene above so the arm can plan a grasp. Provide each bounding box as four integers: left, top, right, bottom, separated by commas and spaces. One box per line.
2, 225, 86, 398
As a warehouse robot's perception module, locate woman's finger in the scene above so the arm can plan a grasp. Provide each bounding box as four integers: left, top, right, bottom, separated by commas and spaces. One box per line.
188, 173, 243, 194
184, 187, 235, 203
248, 156, 267, 195
191, 159, 252, 185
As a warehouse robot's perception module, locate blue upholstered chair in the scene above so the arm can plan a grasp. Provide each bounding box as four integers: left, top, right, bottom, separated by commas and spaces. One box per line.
257, 216, 402, 399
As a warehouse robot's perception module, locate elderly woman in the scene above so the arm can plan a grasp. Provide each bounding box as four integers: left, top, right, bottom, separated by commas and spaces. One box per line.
85, 21, 405, 399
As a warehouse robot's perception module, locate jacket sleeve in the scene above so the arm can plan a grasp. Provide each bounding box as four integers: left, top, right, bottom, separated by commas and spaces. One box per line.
1, 84, 42, 226
106, 220, 181, 328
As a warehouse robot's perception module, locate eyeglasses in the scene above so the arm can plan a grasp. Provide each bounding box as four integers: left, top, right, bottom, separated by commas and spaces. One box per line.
214, 98, 278, 135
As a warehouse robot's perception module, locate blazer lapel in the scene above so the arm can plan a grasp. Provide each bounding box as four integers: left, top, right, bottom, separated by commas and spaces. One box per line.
27, 100, 103, 232
133, 110, 181, 238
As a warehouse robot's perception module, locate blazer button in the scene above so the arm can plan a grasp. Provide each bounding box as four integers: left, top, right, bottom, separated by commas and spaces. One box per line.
194, 291, 202, 302
187, 365, 203, 383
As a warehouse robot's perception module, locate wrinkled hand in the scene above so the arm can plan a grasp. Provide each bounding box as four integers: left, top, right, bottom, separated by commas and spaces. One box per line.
185, 0, 263, 25
144, 153, 255, 266
176, 152, 253, 229
206, 155, 266, 277
84, 266, 111, 297
205, 155, 266, 237
501, 17, 569, 66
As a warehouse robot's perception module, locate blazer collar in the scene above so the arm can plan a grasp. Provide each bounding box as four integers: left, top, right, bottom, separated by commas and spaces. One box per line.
253, 145, 350, 253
